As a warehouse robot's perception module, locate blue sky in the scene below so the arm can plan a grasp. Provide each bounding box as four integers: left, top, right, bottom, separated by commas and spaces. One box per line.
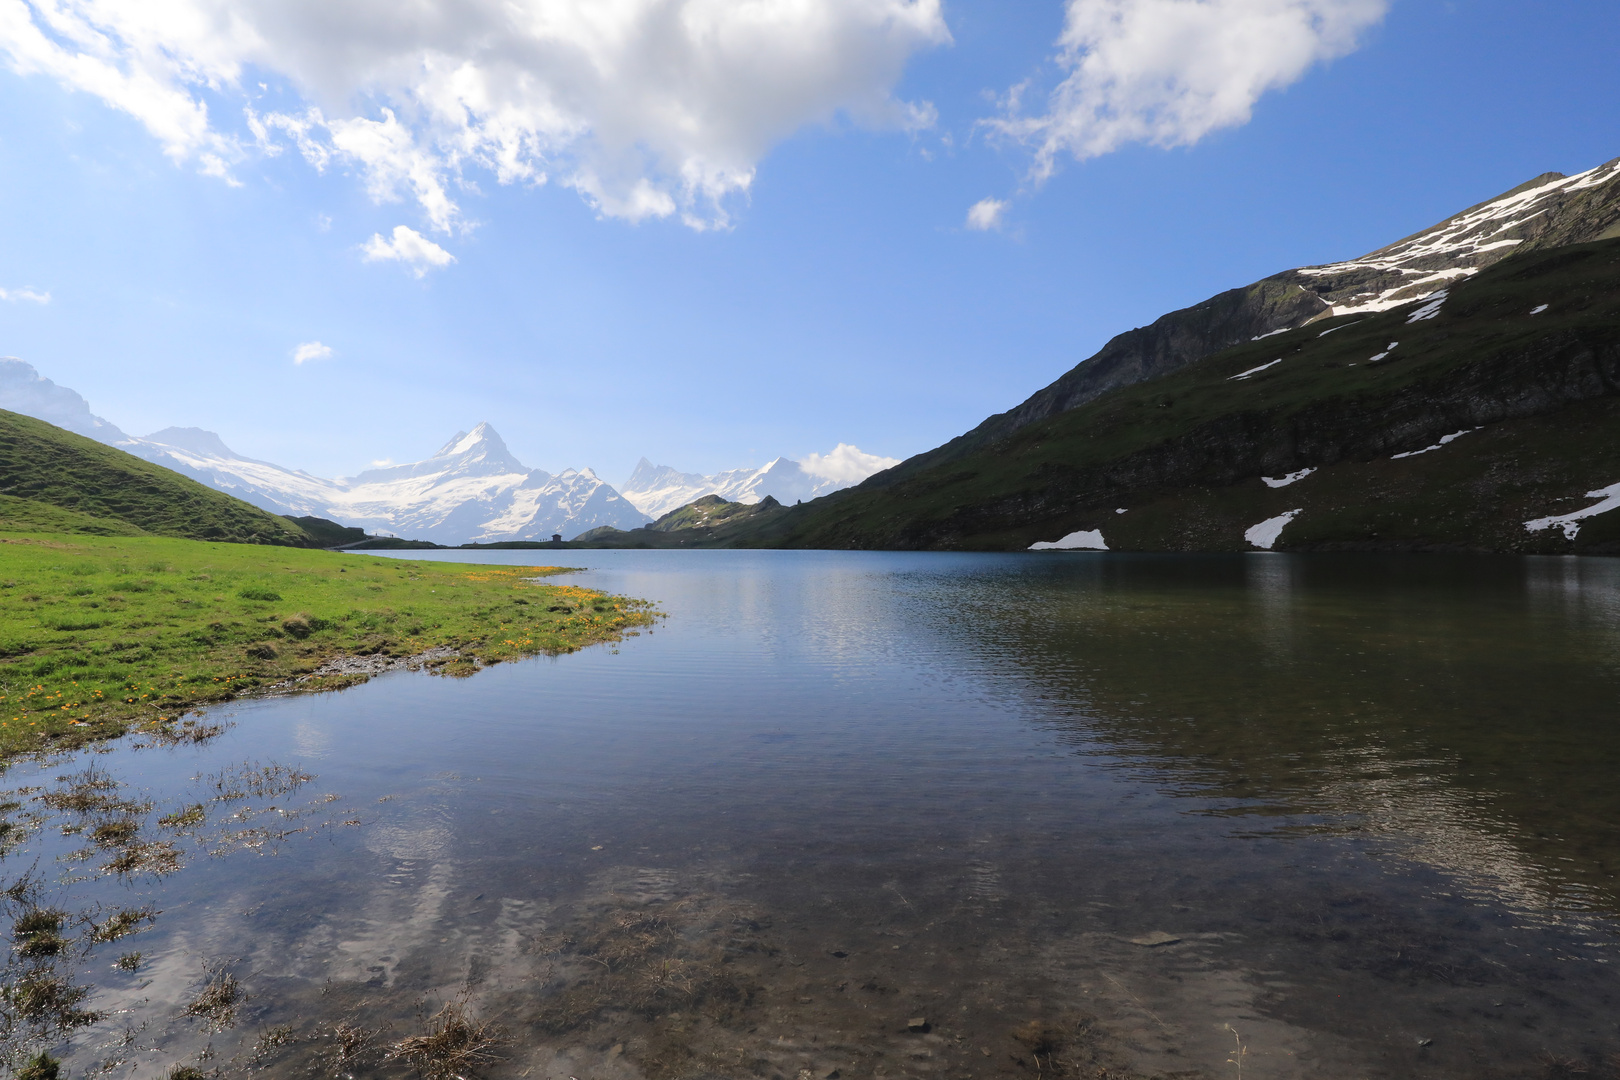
0, 0, 1616, 485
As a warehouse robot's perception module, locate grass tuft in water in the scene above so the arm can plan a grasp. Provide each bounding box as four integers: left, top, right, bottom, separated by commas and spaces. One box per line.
387, 988, 507, 1080
15, 1051, 60, 1079
184, 962, 244, 1032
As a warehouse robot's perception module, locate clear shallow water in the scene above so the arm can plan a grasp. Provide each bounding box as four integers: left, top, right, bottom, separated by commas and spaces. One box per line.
9, 550, 1620, 1079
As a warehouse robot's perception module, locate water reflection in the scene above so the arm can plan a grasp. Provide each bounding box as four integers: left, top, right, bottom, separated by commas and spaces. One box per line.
900, 553, 1620, 921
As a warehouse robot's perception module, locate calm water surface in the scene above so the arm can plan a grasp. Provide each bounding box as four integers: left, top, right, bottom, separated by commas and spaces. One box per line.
13, 550, 1620, 1079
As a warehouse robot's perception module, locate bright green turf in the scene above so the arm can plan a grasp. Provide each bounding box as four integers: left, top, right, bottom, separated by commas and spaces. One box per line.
0, 533, 656, 759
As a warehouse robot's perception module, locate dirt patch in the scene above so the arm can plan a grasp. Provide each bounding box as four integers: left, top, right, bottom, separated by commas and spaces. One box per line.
272, 645, 466, 687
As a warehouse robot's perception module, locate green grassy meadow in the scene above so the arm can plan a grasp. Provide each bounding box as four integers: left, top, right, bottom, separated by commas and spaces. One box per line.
0, 533, 656, 760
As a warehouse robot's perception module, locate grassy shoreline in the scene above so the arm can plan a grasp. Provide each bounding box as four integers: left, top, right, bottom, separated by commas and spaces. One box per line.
0, 533, 657, 760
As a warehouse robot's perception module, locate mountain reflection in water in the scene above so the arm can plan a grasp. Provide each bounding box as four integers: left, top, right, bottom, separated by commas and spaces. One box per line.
907, 553, 1620, 919
7, 550, 1619, 1080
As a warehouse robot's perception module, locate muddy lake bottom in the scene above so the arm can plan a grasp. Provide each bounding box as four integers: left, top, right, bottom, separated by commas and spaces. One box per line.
8, 550, 1620, 1080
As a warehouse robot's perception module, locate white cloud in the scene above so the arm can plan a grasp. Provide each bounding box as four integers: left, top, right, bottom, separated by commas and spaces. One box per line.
994, 0, 1388, 180
0, 286, 50, 303
800, 443, 901, 484
361, 225, 456, 276
291, 340, 332, 364
0, 0, 951, 229
965, 196, 1007, 230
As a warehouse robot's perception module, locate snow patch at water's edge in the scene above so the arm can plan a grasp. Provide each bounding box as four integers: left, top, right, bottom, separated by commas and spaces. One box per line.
1245, 510, 1302, 550
1029, 530, 1109, 551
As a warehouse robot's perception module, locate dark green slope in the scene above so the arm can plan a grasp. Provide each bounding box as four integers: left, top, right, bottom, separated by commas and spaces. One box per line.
0, 409, 316, 546
884, 159, 1620, 487
751, 238, 1620, 554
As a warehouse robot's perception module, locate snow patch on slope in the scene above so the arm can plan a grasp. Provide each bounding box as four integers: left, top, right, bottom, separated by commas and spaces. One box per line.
1263, 468, 1315, 489
1229, 358, 1283, 381
1391, 429, 1476, 460
1525, 481, 1620, 541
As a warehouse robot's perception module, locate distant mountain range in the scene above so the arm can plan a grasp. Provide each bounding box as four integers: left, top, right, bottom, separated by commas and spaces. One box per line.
0, 359, 897, 545
619, 444, 900, 519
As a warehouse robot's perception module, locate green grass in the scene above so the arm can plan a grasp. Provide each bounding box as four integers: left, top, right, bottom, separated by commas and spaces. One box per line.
0, 533, 656, 760
0, 410, 315, 546
0, 494, 149, 538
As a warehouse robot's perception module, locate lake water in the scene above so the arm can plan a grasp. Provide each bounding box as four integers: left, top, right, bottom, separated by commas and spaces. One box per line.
9, 550, 1620, 1080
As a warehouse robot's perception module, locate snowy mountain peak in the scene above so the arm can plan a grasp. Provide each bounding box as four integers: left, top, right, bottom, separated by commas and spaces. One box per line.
438, 421, 507, 459
624, 458, 707, 493
354, 422, 528, 484
141, 426, 243, 460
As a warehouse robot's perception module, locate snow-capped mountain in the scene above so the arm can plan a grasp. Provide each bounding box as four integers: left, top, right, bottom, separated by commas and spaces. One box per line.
620, 443, 901, 519
0, 359, 648, 543
318, 424, 647, 544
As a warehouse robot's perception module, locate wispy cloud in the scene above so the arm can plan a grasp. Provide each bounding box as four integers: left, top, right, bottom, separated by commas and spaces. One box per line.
361, 226, 456, 277
0, 286, 51, 304
965, 197, 1008, 231
1, 0, 950, 230
992, 0, 1388, 181
291, 341, 333, 365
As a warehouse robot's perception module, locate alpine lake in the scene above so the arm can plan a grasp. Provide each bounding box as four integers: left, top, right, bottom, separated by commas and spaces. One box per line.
11, 549, 1620, 1080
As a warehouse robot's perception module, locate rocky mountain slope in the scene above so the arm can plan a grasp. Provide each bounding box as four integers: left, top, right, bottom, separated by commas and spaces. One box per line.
619, 444, 900, 518
888, 157, 1620, 488
735, 234, 1620, 554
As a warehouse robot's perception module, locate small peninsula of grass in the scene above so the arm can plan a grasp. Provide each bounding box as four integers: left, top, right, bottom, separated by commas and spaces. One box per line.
0, 533, 656, 760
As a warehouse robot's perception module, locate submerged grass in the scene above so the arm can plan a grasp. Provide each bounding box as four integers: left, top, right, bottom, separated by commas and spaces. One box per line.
386, 989, 508, 1080
0, 533, 657, 760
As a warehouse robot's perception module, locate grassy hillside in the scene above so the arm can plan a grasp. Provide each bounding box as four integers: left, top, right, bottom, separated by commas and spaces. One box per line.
743, 238, 1620, 553
0, 533, 655, 759
0, 409, 315, 546
575, 495, 789, 547
284, 515, 369, 547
